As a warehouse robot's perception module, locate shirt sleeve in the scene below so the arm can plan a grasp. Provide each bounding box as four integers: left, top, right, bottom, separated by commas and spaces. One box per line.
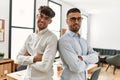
31, 35, 58, 72
16, 34, 34, 65
82, 46, 99, 64
58, 38, 87, 73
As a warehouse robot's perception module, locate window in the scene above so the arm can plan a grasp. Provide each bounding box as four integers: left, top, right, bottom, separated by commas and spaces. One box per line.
48, 0, 61, 39
10, 0, 35, 62
48, 0, 62, 58
79, 15, 88, 40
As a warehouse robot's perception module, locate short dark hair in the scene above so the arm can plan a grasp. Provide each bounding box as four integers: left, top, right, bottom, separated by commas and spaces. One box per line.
38, 6, 55, 18
67, 8, 81, 17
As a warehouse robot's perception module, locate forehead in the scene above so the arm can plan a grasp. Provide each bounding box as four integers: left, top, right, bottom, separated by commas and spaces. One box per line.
67, 12, 81, 18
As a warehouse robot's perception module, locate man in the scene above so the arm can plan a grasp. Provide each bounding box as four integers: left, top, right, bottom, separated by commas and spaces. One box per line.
16, 6, 58, 80
58, 8, 99, 80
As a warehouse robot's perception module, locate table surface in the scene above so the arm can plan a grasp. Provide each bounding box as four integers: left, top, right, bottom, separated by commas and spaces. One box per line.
7, 64, 97, 80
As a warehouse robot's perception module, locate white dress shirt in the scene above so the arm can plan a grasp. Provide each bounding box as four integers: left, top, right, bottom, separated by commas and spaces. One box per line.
17, 28, 58, 80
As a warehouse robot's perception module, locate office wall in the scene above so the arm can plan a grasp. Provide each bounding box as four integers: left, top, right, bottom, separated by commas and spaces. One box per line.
0, 0, 10, 58
90, 9, 120, 50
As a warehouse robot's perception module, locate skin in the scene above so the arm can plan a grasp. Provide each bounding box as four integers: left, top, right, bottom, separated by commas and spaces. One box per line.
66, 12, 82, 34
37, 13, 52, 31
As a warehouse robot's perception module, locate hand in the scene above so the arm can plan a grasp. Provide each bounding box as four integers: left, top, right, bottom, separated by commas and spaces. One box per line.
24, 52, 31, 56
78, 56, 83, 61
33, 54, 43, 62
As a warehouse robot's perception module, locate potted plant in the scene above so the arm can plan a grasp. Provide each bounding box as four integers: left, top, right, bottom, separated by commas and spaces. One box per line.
0, 52, 4, 60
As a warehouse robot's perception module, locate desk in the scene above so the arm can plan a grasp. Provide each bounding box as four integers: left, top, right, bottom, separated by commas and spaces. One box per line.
7, 64, 97, 80
0, 59, 14, 79
7, 70, 25, 80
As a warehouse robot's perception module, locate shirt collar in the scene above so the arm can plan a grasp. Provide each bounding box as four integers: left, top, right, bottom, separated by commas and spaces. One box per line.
37, 28, 48, 35
67, 30, 81, 38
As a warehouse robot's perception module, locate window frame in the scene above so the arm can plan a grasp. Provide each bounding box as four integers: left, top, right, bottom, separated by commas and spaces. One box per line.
9, 0, 36, 59
48, 0, 62, 59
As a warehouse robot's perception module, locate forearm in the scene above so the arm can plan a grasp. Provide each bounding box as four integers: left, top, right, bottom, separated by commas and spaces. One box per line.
31, 56, 54, 72
82, 52, 99, 64
17, 55, 34, 65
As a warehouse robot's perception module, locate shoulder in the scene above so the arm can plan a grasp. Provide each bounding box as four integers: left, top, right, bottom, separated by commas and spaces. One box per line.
46, 30, 58, 40
59, 33, 71, 44
26, 33, 35, 40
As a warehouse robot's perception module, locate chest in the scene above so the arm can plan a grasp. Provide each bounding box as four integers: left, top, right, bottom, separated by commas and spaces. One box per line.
71, 37, 88, 55
26, 34, 49, 54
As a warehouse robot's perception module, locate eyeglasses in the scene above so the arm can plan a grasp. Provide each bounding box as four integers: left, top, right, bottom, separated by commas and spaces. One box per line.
37, 13, 51, 21
68, 17, 83, 22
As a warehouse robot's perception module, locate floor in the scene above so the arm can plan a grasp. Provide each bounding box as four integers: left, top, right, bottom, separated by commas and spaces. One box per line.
53, 63, 120, 80
98, 64, 120, 80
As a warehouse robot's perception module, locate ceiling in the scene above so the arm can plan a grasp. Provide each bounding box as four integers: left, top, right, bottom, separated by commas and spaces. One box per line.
60, 0, 120, 14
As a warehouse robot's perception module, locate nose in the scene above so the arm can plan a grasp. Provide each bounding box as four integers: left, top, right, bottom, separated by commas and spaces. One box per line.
40, 18, 45, 22
75, 19, 80, 24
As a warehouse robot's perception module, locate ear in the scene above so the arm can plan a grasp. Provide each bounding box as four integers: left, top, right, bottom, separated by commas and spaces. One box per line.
66, 19, 69, 24
48, 19, 52, 24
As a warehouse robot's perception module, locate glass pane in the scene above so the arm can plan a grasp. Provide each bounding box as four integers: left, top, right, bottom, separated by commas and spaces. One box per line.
48, 1, 61, 31
11, 28, 33, 62
79, 15, 88, 40
12, 0, 34, 27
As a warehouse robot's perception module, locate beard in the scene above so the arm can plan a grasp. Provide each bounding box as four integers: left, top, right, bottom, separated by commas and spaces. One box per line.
70, 23, 80, 33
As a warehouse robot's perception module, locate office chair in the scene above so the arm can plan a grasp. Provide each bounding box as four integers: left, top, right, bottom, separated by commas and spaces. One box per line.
17, 65, 27, 71
88, 67, 101, 80
106, 54, 120, 74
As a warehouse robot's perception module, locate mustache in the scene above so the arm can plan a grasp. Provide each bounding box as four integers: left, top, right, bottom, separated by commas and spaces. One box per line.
73, 23, 79, 26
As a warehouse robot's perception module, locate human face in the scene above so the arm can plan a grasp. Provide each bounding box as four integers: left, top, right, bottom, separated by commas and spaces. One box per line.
66, 12, 83, 33
37, 13, 52, 30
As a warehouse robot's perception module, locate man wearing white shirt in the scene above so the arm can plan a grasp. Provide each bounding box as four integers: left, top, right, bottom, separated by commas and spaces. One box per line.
16, 6, 58, 80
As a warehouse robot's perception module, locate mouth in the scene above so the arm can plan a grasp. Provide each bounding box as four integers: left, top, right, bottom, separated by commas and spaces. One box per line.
74, 23, 79, 26
74, 24, 79, 28
38, 22, 44, 26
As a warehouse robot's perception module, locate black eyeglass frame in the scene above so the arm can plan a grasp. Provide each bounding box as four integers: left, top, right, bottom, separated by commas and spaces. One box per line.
68, 17, 83, 22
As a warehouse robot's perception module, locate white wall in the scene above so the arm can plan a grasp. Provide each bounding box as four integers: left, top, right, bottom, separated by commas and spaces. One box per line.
0, 0, 10, 58
90, 9, 120, 50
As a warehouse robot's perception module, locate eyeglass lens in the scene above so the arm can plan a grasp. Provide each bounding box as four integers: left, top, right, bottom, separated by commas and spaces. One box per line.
70, 17, 83, 21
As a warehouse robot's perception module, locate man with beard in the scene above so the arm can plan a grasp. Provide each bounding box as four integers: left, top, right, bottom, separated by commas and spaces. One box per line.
16, 6, 57, 80
58, 8, 99, 80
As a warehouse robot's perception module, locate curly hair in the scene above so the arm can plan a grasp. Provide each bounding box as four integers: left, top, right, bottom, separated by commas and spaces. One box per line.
38, 6, 55, 18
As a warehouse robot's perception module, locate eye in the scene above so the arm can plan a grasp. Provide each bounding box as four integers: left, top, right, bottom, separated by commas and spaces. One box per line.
70, 17, 76, 21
